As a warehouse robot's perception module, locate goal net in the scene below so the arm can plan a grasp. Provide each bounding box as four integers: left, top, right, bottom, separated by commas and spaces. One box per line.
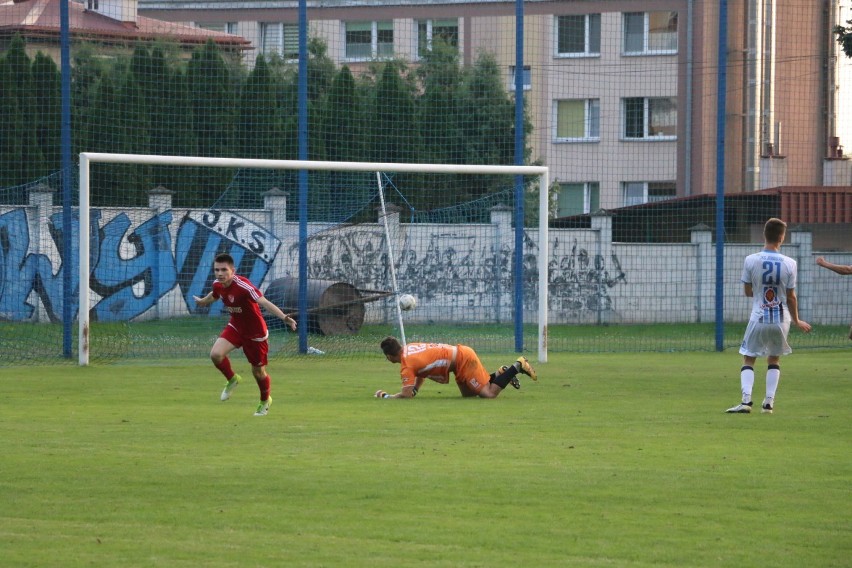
77, 153, 549, 365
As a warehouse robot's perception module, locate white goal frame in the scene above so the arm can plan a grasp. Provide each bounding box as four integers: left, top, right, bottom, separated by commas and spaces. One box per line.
78, 153, 549, 365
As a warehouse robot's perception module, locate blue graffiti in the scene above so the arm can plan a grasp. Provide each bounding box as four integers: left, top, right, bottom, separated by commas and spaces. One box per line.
0, 208, 100, 322
0, 207, 279, 322
91, 211, 177, 321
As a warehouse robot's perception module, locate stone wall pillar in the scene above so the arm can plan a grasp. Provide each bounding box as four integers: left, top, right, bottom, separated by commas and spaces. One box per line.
690, 223, 713, 323
263, 187, 288, 280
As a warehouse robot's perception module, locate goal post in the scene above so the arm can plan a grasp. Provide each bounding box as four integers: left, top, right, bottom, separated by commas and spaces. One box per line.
78, 152, 549, 365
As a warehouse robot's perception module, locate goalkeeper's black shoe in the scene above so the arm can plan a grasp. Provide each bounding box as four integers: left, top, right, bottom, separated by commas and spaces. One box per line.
509, 376, 521, 390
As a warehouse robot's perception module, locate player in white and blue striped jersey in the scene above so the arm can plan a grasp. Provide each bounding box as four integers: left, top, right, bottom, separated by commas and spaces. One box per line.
726, 218, 812, 415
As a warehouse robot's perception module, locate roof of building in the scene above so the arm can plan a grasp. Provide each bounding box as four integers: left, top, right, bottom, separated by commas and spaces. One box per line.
0, 0, 251, 48
552, 186, 852, 243
138, 0, 521, 8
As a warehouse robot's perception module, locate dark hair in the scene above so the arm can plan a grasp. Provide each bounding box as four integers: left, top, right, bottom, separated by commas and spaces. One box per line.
214, 253, 235, 266
380, 336, 402, 356
763, 218, 787, 244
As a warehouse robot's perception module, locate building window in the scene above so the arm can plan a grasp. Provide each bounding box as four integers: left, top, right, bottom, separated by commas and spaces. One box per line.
555, 14, 600, 56
509, 66, 531, 91
623, 97, 677, 139
260, 23, 299, 60
558, 182, 600, 216
346, 21, 394, 60
197, 21, 238, 34
556, 99, 600, 141
417, 18, 458, 58
623, 11, 678, 55
623, 182, 676, 206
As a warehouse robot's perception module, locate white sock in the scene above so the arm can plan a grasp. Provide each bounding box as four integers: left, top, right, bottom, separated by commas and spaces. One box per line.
766, 365, 781, 402
740, 366, 754, 404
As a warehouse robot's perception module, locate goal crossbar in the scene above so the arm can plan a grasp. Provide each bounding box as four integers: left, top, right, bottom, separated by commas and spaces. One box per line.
78, 152, 549, 364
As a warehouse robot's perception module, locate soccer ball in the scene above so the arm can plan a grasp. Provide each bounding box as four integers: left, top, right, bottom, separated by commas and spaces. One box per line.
398, 293, 417, 311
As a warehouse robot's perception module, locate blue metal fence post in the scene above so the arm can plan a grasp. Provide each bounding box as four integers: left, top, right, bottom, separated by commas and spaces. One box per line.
513, 0, 525, 352
297, 0, 309, 353
61, 0, 72, 358
714, 0, 728, 351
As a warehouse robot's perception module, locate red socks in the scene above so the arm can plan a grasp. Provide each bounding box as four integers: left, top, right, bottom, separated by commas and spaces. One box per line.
256, 374, 271, 401
214, 357, 234, 380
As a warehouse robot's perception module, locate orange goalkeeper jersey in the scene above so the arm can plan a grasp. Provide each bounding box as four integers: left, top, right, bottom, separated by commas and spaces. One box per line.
398, 342, 491, 390
398, 342, 456, 387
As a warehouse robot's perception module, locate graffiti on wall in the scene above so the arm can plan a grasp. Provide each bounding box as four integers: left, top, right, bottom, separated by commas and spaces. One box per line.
0, 207, 280, 322
299, 228, 627, 315
1, 205, 627, 323
549, 237, 626, 316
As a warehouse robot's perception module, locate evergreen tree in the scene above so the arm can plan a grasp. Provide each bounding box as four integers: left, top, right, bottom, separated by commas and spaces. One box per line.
0, 57, 24, 188
117, 66, 152, 204
458, 52, 531, 204
306, 38, 335, 162
158, 64, 200, 205
86, 73, 123, 201
187, 40, 236, 195
71, 44, 110, 160
238, 55, 282, 160
31, 52, 61, 176
323, 65, 361, 163
370, 62, 419, 165
415, 39, 467, 209
416, 40, 464, 166
5, 35, 45, 181
144, 47, 188, 190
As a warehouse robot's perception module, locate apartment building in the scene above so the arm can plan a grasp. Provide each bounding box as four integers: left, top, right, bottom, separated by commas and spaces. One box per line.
137, 0, 852, 215
0, 0, 250, 62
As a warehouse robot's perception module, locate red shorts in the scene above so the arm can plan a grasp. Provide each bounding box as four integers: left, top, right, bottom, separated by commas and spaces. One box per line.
220, 325, 269, 367
453, 345, 491, 396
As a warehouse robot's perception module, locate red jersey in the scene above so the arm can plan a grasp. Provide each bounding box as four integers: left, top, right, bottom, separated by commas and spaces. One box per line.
212, 275, 268, 340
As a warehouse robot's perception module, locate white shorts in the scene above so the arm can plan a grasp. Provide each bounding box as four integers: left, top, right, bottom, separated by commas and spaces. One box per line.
739, 319, 792, 357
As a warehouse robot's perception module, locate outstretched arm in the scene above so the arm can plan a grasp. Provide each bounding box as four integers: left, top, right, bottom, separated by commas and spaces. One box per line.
192, 292, 216, 307
256, 296, 297, 331
816, 257, 852, 275
375, 385, 417, 399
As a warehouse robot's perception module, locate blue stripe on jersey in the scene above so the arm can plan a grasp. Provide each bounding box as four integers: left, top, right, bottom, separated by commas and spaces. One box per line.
760, 286, 783, 323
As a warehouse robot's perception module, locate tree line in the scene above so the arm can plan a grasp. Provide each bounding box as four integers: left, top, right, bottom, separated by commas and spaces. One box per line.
0, 35, 535, 220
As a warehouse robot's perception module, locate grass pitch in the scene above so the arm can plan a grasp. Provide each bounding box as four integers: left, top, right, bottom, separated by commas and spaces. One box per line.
0, 351, 849, 567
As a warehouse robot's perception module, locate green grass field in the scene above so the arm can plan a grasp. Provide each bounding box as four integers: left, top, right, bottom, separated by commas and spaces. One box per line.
1, 351, 850, 567
2, 321, 850, 364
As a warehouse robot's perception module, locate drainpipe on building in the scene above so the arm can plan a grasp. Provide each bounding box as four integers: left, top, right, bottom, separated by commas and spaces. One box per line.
746, 0, 763, 192
826, 0, 839, 158
761, 0, 777, 160
684, 0, 693, 196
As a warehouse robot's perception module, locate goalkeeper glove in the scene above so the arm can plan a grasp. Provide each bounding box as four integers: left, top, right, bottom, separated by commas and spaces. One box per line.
374, 390, 390, 399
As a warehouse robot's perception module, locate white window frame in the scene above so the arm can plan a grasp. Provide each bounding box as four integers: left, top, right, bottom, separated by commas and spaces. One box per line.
196, 21, 238, 34
509, 65, 532, 91
259, 22, 299, 60
416, 18, 459, 59
345, 21, 394, 61
622, 181, 676, 206
622, 97, 677, 140
623, 11, 678, 56
554, 13, 601, 57
558, 181, 600, 216
555, 99, 600, 142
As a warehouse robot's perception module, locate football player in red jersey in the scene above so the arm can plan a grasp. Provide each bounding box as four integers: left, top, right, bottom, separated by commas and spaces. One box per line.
193, 253, 296, 416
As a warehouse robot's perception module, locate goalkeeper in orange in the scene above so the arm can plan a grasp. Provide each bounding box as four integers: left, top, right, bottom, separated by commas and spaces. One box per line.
376, 336, 537, 399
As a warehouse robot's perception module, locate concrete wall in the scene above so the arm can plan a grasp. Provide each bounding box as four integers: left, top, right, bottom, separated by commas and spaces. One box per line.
2, 188, 849, 327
